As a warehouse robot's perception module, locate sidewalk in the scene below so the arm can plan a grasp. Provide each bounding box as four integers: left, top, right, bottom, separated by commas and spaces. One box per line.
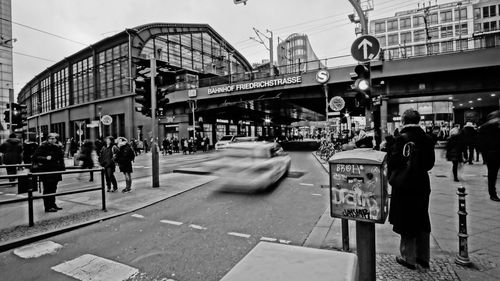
0, 172, 217, 251
306, 150, 500, 281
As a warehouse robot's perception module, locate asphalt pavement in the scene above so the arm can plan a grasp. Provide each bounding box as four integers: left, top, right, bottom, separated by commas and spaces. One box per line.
0, 151, 331, 281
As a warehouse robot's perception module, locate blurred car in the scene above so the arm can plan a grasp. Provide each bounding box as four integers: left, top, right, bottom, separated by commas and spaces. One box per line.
214, 135, 259, 150
205, 142, 291, 190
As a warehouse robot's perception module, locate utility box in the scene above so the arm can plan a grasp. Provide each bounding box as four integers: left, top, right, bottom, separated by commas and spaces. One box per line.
329, 149, 388, 223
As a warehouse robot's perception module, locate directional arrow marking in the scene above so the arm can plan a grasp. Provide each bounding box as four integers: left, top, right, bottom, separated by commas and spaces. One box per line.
358, 39, 373, 60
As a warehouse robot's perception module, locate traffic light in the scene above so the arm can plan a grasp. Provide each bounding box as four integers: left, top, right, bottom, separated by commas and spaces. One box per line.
3, 103, 10, 123
350, 64, 371, 107
16, 103, 28, 128
135, 77, 152, 117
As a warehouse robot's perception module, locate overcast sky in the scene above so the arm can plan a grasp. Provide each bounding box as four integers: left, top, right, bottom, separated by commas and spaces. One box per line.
11, 0, 457, 95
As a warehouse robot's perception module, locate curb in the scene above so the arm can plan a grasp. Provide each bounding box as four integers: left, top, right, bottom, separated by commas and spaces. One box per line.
172, 169, 212, 175
0, 176, 215, 253
312, 152, 329, 174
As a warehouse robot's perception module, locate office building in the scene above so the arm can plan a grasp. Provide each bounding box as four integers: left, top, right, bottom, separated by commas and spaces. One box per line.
0, 0, 13, 140
276, 33, 323, 74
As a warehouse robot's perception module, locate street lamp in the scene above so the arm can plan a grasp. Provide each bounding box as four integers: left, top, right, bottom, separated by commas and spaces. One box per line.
97, 105, 102, 139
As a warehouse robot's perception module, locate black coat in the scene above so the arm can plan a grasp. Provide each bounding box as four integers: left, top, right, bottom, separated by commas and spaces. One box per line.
79, 143, 94, 169
388, 125, 435, 236
461, 126, 477, 146
478, 117, 500, 163
99, 145, 117, 169
115, 144, 134, 173
32, 142, 65, 182
0, 138, 23, 164
446, 134, 464, 162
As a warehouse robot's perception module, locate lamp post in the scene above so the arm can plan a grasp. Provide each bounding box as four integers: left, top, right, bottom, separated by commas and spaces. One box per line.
97, 105, 102, 139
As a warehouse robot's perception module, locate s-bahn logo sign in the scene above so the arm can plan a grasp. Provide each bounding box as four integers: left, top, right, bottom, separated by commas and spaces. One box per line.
208, 75, 302, 95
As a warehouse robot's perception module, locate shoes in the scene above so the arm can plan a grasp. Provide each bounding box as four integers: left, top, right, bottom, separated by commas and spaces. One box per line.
53, 206, 63, 210
122, 188, 131, 193
107, 188, 111, 192
416, 258, 430, 269
45, 208, 58, 213
468, 162, 473, 165
454, 178, 459, 182
490, 196, 500, 202
89, 179, 94, 182
112, 187, 118, 192
396, 256, 416, 270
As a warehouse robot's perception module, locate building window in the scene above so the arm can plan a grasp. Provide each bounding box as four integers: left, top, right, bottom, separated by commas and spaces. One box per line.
474, 23, 481, 32
474, 8, 481, 19
376, 35, 386, 47
400, 46, 412, 58
96, 43, 129, 101
429, 43, 439, 55
413, 15, 424, 27
484, 22, 490, 32
386, 48, 399, 59
440, 25, 453, 38
441, 41, 453, 52
490, 5, 497, 17
491, 21, 498, 31
400, 32, 412, 44
429, 27, 439, 40
53, 68, 69, 109
455, 23, 468, 36
454, 7, 467, 21
457, 39, 468, 50
374, 21, 386, 33
387, 19, 398, 31
40, 77, 51, 113
400, 17, 411, 29
429, 12, 438, 25
440, 10, 452, 23
414, 29, 426, 42
388, 33, 399, 45
484, 6, 490, 18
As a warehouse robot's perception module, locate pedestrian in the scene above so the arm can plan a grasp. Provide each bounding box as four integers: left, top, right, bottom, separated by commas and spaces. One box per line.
204, 136, 210, 151
477, 110, 500, 202
78, 140, 95, 182
461, 122, 477, 164
143, 139, 149, 153
0, 133, 23, 185
181, 138, 188, 154
70, 137, 78, 158
98, 136, 118, 192
94, 138, 103, 157
173, 137, 179, 153
114, 137, 135, 193
162, 137, 170, 155
32, 133, 65, 212
387, 109, 435, 270
23, 139, 38, 164
446, 127, 464, 182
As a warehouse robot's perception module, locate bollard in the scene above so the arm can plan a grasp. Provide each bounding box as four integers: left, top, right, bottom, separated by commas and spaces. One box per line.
342, 219, 350, 251
27, 188, 34, 227
455, 186, 472, 266
101, 169, 107, 211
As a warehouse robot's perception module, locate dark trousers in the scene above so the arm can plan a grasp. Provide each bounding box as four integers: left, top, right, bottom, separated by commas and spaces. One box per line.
6, 166, 16, 182
104, 166, 117, 189
400, 232, 430, 265
486, 159, 500, 198
452, 160, 459, 180
42, 180, 58, 210
463, 145, 474, 163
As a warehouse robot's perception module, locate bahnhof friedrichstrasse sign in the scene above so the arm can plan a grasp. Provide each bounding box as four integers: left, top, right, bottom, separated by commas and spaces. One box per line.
208, 75, 302, 95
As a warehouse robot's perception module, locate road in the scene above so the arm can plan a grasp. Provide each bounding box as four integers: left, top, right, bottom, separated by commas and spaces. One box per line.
0, 151, 330, 281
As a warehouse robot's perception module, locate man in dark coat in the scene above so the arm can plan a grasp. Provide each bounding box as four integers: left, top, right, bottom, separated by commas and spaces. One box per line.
388, 109, 435, 270
32, 133, 65, 212
0, 133, 23, 184
461, 122, 477, 164
446, 127, 464, 182
478, 110, 500, 202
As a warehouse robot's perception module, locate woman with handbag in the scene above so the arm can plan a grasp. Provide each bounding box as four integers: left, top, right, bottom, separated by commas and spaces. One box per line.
387, 109, 435, 270
114, 137, 134, 193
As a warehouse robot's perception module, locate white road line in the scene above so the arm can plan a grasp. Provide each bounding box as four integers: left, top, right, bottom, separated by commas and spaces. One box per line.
0, 191, 3, 194
5, 193, 16, 196
131, 214, 144, 219
311, 193, 323, 196
228, 232, 251, 239
260, 237, 277, 242
279, 239, 291, 244
299, 183, 314, 186
13, 241, 63, 259
160, 220, 183, 226
16, 194, 27, 198
52, 254, 139, 281
189, 224, 207, 230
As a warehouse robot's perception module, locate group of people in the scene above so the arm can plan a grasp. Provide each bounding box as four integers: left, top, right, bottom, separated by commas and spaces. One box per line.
178, 136, 210, 155
383, 109, 500, 271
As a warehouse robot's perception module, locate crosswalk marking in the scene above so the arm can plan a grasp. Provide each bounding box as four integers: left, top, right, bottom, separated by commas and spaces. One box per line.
13, 241, 63, 259
311, 193, 322, 196
260, 237, 277, 242
299, 183, 314, 186
228, 232, 251, 239
160, 220, 183, 226
52, 254, 139, 281
131, 214, 144, 219
279, 239, 291, 244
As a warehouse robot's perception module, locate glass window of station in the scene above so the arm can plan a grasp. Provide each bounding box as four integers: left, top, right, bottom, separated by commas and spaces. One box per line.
140, 33, 246, 76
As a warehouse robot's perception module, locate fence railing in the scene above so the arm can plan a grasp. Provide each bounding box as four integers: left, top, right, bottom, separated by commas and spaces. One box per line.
0, 167, 106, 227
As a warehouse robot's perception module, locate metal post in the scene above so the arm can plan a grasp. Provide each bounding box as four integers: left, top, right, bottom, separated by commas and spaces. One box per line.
150, 56, 160, 188
324, 84, 329, 122
455, 186, 472, 266
27, 186, 34, 227
101, 169, 106, 211
342, 218, 350, 251
268, 30, 274, 76
356, 221, 376, 281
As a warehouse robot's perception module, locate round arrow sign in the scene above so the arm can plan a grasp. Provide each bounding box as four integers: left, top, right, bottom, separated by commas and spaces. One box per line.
351, 35, 380, 63
101, 115, 113, 126
329, 96, 345, 111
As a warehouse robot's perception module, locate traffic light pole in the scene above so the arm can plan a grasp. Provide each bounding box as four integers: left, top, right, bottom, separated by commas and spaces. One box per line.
150, 56, 160, 188
8, 102, 12, 135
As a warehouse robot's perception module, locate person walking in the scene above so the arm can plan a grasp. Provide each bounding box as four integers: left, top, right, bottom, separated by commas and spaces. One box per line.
461, 122, 477, 164
0, 133, 23, 185
78, 140, 95, 182
114, 137, 135, 193
99, 136, 118, 192
388, 109, 435, 270
446, 127, 464, 182
162, 137, 170, 156
143, 139, 149, 153
173, 137, 179, 153
32, 133, 65, 212
478, 110, 500, 202
23, 139, 38, 164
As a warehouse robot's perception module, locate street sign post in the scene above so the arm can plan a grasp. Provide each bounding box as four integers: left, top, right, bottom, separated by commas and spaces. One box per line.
351, 35, 380, 63
101, 115, 113, 126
